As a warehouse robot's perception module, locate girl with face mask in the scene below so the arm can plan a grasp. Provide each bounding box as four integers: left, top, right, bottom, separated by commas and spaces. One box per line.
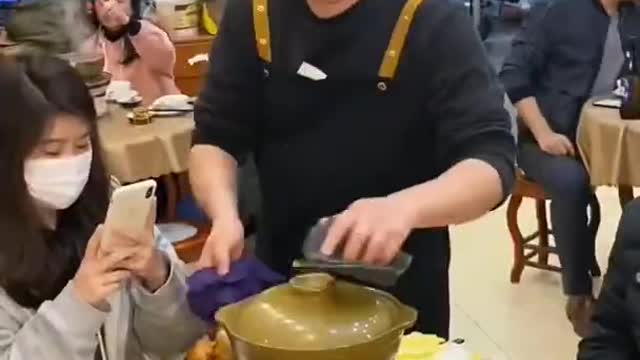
86, 0, 181, 105
0, 54, 205, 360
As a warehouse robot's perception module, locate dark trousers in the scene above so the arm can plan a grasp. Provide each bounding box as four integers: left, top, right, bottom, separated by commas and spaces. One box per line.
518, 142, 599, 295
255, 229, 451, 338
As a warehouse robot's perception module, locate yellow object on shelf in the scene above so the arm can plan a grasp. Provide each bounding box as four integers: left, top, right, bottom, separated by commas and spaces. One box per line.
201, 3, 218, 35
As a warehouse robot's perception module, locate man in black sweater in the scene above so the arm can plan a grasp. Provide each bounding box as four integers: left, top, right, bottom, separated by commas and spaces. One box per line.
500, 0, 640, 337
190, 0, 516, 336
577, 199, 640, 359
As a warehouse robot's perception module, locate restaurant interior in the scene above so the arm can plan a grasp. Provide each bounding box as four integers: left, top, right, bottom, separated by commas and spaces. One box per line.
1, 0, 639, 359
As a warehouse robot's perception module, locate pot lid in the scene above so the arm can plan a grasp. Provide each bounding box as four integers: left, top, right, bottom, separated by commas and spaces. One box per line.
216, 273, 416, 351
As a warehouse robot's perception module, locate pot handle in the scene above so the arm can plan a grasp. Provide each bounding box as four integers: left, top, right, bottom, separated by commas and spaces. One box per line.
289, 272, 335, 293
396, 304, 419, 330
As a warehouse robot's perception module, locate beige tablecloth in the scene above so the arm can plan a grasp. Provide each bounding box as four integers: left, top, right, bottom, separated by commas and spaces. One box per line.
98, 106, 194, 183
577, 102, 640, 187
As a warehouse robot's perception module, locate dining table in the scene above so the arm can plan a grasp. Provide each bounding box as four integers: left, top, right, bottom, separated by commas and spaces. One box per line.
97, 105, 261, 262
97, 105, 194, 219
577, 101, 640, 207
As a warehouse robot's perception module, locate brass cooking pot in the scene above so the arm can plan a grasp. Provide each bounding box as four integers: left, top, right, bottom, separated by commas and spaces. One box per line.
215, 273, 417, 360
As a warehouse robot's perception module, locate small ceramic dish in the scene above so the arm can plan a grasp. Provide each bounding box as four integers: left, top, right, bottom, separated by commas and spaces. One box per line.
152, 94, 191, 110
117, 95, 143, 108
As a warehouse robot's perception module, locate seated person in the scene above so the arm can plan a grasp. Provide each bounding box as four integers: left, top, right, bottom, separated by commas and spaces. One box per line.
577, 199, 640, 359
500, 0, 640, 337
0, 54, 205, 359
0, 1, 16, 29
4, 0, 83, 54
87, 0, 181, 105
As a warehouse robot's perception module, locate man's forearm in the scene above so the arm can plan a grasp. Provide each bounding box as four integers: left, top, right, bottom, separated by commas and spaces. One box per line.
189, 145, 240, 221
391, 159, 504, 229
516, 96, 552, 140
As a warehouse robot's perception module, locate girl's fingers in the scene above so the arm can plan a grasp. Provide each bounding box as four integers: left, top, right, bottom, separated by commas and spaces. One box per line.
117, 256, 142, 273
111, 229, 154, 250
101, 270, 132, 285
99, 247, 138, 271
114, 246, 151, 271
101, 283, 124, 299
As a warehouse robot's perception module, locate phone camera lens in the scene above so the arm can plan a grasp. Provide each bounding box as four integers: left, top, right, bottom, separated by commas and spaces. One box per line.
146, 187, 153, 199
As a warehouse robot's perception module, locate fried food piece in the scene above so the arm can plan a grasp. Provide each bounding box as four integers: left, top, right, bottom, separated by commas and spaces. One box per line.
186, 329, 233, 360
186, 336, 216, 360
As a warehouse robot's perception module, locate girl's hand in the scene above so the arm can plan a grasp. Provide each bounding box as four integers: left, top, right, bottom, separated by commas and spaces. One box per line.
97, 0, 131, 31
111, 201, 169, 292
74, 226, 133, 309
110, 5, 131, 28
114, 231, 169, 293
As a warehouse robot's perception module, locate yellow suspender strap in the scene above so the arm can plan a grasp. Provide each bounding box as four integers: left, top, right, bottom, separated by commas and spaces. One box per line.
378, 0, 425, 79
252, 0, 422, 75
253, 0, 272, 63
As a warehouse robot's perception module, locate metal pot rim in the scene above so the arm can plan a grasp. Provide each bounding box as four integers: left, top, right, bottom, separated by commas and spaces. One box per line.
215, 275, 418, 352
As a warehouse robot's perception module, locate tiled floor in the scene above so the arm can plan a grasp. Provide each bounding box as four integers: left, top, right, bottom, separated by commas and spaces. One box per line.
448, 187, 627, 360
447, 16, 616, 360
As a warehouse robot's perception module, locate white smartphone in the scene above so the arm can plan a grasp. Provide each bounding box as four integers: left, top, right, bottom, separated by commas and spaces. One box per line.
102, 179, 157, 251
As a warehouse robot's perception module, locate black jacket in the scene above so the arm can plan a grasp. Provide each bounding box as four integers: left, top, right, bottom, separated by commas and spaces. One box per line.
500, 0, 640, 141
577, 199, 640, 359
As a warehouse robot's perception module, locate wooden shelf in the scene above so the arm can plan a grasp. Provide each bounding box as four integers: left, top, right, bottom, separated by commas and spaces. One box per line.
173, 33, 215, 96
172, 33, 215, 44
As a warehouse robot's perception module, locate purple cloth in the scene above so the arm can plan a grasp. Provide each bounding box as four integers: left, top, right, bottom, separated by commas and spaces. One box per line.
187, 257, 286, 323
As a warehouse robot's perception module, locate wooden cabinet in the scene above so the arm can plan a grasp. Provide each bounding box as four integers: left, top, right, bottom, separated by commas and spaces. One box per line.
173, 34, 215, 96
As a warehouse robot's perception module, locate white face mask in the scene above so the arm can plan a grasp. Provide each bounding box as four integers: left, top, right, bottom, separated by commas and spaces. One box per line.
24, 150, 93, 210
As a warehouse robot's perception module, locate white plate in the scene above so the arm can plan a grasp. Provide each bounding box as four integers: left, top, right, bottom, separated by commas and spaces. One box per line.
152, 94, 191, 110
117, 95, 143, 107
157, 223, 198, 244
149, 106, 194, 114
107, 86, 139, 103
126, 110, 183, 120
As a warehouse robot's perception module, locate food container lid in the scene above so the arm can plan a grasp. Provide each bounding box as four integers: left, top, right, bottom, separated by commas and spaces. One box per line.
215, 273, 416, 351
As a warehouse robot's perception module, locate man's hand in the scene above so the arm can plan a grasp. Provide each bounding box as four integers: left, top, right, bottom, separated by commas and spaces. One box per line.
198, 217, 245, 275
321, 197, 415, 266
515, 98, 574, 157
536, 130, 575, 157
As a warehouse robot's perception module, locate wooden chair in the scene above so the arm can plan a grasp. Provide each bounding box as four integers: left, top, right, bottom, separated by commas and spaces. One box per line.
173, 223, 211, 263
506, 171, 601, 283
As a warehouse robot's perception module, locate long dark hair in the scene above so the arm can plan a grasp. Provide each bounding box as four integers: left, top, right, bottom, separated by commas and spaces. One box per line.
89, 0, 143, 65
0, 55, 110, 309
